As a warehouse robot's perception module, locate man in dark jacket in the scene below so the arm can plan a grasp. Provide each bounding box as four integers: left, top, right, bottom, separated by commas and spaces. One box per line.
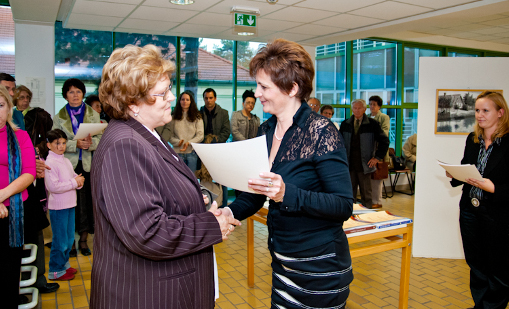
200, 88, 230, 206
340, 99, 389, 209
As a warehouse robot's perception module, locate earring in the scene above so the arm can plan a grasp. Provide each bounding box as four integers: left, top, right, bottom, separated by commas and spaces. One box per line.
134, 113, 139, 117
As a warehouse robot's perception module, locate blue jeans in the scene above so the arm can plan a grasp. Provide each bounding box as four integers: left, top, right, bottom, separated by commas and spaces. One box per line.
49, 208, 75, 278
178, 151, 199, 173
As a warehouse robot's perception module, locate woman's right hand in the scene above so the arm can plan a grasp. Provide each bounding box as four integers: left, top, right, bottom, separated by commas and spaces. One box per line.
0, 203, 8, 219
77, 134, 92, 150
178, 139, 184, 147
208, 201, 241, 240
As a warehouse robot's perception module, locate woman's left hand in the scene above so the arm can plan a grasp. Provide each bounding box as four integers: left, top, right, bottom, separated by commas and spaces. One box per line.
248, 172, 285, 202
203, 194, 209, 206
0, 203, 8, 219
466, 177, 495, 193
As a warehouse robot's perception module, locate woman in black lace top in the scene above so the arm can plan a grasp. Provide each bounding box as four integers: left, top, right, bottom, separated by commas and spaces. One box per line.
219, 39, 354, 309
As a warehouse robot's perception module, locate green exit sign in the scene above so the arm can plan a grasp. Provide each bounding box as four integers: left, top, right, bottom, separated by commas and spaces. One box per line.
235, 13, 256, 27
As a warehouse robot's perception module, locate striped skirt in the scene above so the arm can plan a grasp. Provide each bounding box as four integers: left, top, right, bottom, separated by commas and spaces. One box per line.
270, 239, 353, 309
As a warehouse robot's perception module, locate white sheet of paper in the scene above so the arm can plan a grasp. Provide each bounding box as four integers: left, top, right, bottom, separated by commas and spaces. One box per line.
191, 136, 270, 193
73, 123, 107, 140
437, 160, 483, 182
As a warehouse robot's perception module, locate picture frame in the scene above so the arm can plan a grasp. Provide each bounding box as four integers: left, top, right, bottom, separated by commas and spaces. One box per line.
435, 89, 503, 135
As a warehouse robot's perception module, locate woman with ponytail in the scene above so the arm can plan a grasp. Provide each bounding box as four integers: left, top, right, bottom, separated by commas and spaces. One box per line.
0, 85, 36, 308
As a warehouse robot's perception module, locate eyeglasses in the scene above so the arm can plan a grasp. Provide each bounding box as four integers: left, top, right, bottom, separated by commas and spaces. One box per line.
151, 84, 173, 101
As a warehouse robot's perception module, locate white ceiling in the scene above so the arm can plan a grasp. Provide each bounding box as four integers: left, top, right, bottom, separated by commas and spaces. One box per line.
9, 0, 509, 52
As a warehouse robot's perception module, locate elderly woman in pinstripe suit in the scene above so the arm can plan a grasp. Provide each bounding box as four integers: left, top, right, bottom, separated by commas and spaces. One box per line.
90, 44, 240, 309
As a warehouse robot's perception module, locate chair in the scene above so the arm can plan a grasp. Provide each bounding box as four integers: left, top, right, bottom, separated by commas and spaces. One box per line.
389, 163, 415, 196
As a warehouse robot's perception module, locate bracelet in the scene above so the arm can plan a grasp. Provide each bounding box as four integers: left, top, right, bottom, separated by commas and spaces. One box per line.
273, 194, 284, 203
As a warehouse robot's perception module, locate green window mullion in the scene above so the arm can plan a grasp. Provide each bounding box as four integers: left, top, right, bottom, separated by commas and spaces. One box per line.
233, 41, 238, 111
396, 42, 404, 156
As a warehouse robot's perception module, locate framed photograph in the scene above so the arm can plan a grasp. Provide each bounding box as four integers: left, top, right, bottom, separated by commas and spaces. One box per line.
435, 89, 503, 135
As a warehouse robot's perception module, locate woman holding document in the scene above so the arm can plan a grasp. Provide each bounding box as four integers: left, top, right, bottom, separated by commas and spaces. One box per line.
218, 39, 354, 309
90, 44, 240, 309
447, 91, 509, 309
52, 78, 101, 256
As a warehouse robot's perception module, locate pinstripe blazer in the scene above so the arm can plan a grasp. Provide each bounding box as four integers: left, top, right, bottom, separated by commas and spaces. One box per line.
90, 118, 222, 309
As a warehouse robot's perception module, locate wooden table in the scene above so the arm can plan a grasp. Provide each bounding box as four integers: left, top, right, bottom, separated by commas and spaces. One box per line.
246, 208, 413, 309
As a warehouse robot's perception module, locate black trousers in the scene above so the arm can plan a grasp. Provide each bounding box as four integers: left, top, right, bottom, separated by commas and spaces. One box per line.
460, 208, 509, 309
75, 161, 94, 234
0, 217, 23, 309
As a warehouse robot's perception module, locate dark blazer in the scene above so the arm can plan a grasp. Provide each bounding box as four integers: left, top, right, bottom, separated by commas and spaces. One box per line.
451, 132, 509, 217
90, 118, 222, 309
200, 104, 230, 143
340, 114, 389, 174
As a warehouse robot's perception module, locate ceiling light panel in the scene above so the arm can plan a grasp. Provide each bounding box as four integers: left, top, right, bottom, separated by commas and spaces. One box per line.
263, 6, 338, 23
72, 0, 137, 18
313, 13, 385, 28
130, 6, 198, 22
295, 0, 385, 13
143, 0, 221, 10
349, 1, 432, 20
118, 18, 180, 31
67, 13, 124, 27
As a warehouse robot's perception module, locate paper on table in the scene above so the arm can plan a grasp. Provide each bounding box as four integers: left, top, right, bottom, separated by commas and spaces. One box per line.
73, 123, 107, 140
437, 160, 483, 182
191, 136, 271, 193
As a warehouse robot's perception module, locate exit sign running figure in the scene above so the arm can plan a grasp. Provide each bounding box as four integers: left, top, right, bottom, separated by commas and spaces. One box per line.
235, 13, 256, 27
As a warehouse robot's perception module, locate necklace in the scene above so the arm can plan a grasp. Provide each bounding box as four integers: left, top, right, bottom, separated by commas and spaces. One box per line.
274, 123, 283, 141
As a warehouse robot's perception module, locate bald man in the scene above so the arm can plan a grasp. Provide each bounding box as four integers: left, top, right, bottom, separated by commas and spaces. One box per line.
308, 97, 320, 113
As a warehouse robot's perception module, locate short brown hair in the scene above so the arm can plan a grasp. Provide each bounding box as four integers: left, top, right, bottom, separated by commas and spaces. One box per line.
249, 38, 314, 101
99, 44, 175, 120
473, 91, 509, 143
13, 85, 32, 108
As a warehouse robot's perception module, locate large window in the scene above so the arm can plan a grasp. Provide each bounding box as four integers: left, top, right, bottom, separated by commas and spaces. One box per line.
236, 41, 265, 121
316, 42, 346, 105
54, 22, 113, 113
404, 47, 440, 103
0, 7, 14, 75
353, 40, 397, 105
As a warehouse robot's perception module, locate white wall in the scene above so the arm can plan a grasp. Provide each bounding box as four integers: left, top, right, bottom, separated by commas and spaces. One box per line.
413, 57, 509, 258
15, 22, 55, 115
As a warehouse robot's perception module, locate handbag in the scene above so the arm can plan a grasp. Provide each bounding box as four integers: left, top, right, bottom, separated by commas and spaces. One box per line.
372, 161, 389, 180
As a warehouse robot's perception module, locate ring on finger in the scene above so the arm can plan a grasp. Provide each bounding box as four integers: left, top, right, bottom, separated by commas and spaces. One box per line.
266, 187, 269, 192
268, 181, 273, 187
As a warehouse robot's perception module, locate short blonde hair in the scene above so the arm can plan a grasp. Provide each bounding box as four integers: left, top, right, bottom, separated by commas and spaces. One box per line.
0, 85, 18, 130
99, 44, 176, 120
473, 91, 509, 143
13, 85, 32, 108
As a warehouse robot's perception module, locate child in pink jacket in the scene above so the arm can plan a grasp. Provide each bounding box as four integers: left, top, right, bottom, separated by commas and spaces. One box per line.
43, 129, 84, 281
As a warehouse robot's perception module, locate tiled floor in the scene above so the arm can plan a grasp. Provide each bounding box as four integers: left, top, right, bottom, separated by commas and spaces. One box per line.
37, 190, 482, 309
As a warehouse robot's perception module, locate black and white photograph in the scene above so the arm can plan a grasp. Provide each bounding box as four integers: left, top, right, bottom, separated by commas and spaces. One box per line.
435, 89, 502, 135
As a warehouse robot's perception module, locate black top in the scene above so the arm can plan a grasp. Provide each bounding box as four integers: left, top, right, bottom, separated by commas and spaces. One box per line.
451, 132, 509, 217
203, 105, 215, 135
228, 102, 354, 253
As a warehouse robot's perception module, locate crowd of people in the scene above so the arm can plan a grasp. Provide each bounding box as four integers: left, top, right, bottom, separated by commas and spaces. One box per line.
1, 37, 505, 309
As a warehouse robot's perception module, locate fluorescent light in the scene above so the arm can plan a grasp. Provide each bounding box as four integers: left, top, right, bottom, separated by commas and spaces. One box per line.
170, 0, 194, 5
237, 32, 255, 36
